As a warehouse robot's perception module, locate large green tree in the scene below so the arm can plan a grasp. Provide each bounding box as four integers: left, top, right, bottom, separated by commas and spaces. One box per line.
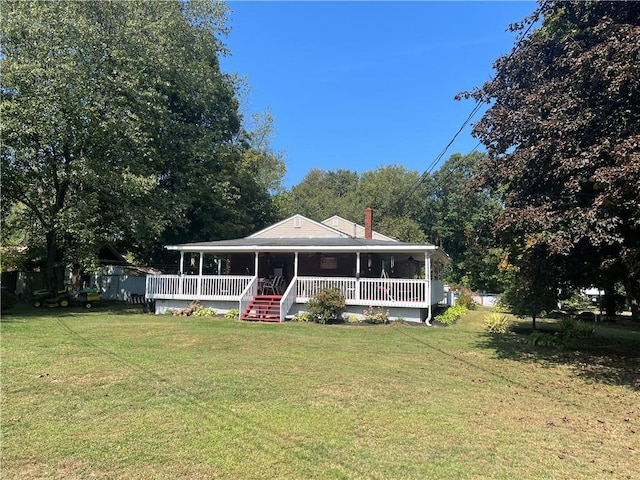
460, 1, 640, 319
1, 1, 275, 286
282, 165, 429, 243
427, 152, 505, 292
283, 168, 360, 221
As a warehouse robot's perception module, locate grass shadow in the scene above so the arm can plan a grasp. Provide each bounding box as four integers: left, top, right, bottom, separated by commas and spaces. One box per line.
477, 318, 640, 391
1, 301, 149, 319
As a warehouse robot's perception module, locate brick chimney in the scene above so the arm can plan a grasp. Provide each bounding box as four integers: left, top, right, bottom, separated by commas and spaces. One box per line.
364, 207, 373, 239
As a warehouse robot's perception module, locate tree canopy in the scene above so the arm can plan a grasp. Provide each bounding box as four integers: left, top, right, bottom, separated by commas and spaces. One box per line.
426, 152, 505, 292
281, 165, 429, 243
1, 0, 281, 286
460, 0, 640, 319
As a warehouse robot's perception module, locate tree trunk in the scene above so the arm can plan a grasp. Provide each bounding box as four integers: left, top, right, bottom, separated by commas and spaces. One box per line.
532, 313, 537, 331
45, 233, 65, 291
602, 282, 617, 319
625, 277, 640, 322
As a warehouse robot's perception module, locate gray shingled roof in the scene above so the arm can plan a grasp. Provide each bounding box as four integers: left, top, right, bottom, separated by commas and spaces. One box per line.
165, 237, 448, 262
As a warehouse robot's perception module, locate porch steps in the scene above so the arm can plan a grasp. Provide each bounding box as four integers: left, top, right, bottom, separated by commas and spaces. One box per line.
241, 295, 282, 322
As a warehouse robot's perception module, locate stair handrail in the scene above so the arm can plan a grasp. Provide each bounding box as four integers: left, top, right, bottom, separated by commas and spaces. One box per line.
279, 277, 297, 322
239, 276, 258, 317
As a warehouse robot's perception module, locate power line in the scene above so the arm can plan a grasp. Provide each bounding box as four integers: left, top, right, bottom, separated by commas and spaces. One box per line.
403, 1, 547, 201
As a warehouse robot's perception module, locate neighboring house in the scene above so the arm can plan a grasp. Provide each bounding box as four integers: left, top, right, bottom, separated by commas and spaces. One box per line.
145, 209, 449, 324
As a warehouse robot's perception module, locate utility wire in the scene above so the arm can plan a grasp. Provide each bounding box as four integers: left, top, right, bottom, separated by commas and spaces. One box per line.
403, 1, 547, 202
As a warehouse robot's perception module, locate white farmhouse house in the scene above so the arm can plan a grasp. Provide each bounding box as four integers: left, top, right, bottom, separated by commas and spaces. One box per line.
145, 209, 449, 324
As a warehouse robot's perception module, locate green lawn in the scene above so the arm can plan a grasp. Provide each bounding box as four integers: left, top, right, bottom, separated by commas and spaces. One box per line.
1, 305, 638, 479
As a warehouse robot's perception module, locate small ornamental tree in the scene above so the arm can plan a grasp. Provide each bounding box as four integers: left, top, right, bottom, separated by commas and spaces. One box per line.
306, 288, 346, 324
499, 244, 559, 330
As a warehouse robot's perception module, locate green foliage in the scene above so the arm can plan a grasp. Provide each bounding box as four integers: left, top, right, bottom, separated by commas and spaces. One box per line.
526, 331, 564, 348
561, 292, 591, 314
426, 152, 506, 293
0, 0, 279, 287
434, 305, 468, 325
483, 313, 512, 334
390, 317, 407, 326
285, 169, 360, 222
171, 301, 215, 317
291, 311, 312, 322
362, 306, 390, 324
306, 288, 346, 324
499, 244, 559, 329
526, 317, 595, 349
1, 288, 18, 313
560, 317, 594, 340
346, 314, 361, 324
283, 165, 429, 243
455, 293, 476, 310
224, 309, 240, 320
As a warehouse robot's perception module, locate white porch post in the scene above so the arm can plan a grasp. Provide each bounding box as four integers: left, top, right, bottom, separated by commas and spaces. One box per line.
179, 252, 185, 296
294, 252, 299, 277
425, 252, 432, 326
197, 252, 204, 297
355, 252, 361, 301
254, 252, 259, 277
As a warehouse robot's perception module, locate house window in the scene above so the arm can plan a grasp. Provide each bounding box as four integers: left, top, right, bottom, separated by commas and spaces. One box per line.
320, 256, 338, 270
294, 217, 301, 228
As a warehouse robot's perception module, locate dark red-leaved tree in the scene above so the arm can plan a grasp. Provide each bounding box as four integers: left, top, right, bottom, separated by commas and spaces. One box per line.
460, 1, 640, 321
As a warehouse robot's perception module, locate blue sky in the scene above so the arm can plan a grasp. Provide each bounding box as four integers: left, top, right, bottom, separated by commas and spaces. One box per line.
220, 1, 537, 188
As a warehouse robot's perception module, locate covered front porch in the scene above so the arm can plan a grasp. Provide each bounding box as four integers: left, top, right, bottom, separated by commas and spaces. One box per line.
146, 247, 447, 323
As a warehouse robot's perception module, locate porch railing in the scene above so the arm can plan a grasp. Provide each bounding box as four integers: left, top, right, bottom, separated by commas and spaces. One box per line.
146, 274, 434, 309
296, 276, 429, 307
146, 274, 252, 301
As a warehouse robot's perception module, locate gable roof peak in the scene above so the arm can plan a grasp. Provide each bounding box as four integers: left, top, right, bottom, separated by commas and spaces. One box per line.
247, 214, 350, 239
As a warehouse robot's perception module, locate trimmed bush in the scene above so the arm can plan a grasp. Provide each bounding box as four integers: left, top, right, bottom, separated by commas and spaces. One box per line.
306, 288, 346, 324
